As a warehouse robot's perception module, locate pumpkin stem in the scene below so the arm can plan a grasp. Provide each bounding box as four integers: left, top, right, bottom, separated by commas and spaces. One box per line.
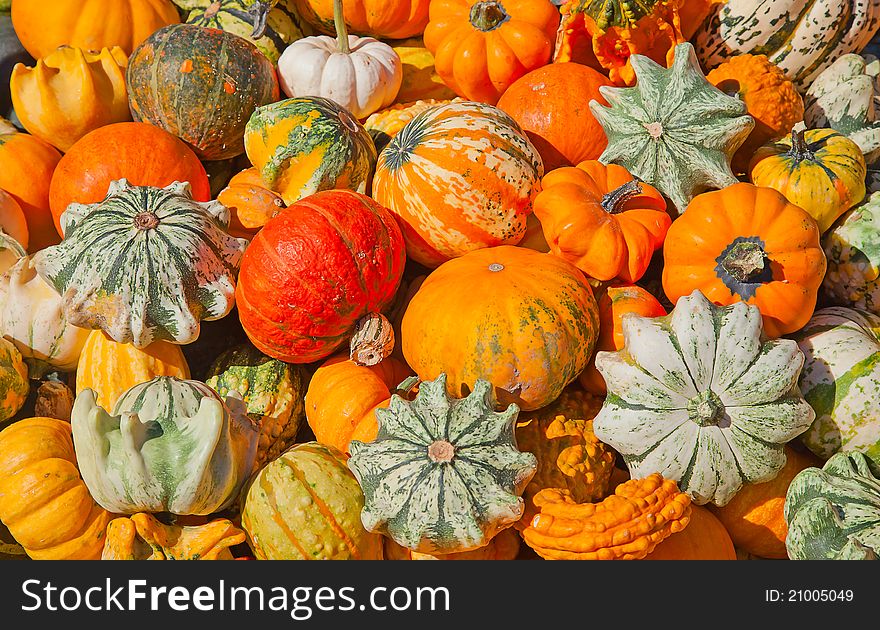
248, 1, 271, 39
427, 440, 455, 463
688, 389, 724, 427
719, 240, 766, 283
788, 128, 815, 163
134, 212, 159, 231
350, 312, 394, 367
601, 179, 643, 214
470, 1, 510, 32
333, 0, 351, 54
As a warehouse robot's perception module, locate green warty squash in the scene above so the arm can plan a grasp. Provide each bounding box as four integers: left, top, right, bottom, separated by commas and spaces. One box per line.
823, 192, 880, 313
0, 336, 27, 422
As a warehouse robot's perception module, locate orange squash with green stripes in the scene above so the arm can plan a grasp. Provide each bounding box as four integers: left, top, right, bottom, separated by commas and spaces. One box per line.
372, 100, 543, 268
240, 441, 385, 560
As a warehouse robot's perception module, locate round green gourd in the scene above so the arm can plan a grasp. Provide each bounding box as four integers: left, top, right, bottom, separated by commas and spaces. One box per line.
784, 451, 880, 560
823, 192, 880, 313
0, 336, 27, 422
70, 375, 259, 515
589, 42, 754, 213
32, 179, 248, 348
205, 343, 306, 468
240, 441, 384, 560
790, 307, 880, 468
347, 373, 538, 555
592, 289, 815, 507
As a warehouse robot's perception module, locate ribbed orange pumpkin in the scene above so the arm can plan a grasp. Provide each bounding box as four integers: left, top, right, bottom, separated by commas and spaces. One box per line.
0, 417, 114, 560
294, 0, 431, 40
75, 330, 191, 412
401, 246, 599, 411
217, 168, 286, 240
643, 505, 736, 560
579, 285, 667, 394
304, 354, 413, 454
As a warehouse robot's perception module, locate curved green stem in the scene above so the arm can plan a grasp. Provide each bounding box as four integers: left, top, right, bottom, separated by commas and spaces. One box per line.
334, 0, 350, 54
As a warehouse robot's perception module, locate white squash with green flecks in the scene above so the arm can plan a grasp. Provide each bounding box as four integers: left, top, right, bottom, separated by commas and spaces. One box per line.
71, 375, 259, 515
592, 290, 814, 507
347, 373, 537, 555
694, 0, 880, 91
822, 192, 880, 312
32, 179, 248, 348
789, 307, 880, 469
589, 42, 754, 213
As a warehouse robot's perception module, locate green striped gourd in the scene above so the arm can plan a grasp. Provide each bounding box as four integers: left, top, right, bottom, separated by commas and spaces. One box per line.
347, 374, 538, 554
244, 96, 377, 206
33, 179, 248, 349
790, 307, 880, 468
71, 376, 259, 515
0, 336, 27, 421
784, 451, 880, 560
804, 54, 880, 165
175, 0, 308, 63
205, 344, 306, 468
241, 441, 384, 560
823, 192, 880, 312
589, 42, 754, 213
694, 0, 880, 91
592, 290, 815, 507
0, 255, 90, 378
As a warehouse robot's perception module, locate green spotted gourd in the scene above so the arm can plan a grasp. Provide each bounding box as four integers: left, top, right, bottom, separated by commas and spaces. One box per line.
592, 289, 815, 507
32, 179, 248, 348
0, 336, 27, 422
823, 192, 880, 312
347, 373, 538, 555
70, 375, 259, 515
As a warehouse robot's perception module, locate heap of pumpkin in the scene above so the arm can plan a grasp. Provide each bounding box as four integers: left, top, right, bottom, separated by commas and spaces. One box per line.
1, 0, 880, 562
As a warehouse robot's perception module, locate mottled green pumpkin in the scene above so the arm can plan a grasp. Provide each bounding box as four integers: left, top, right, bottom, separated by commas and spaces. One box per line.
244, 96, 377, 205
0, 337, 27, 422
784, 451, 880, 560
823, 192, 880, 313
205, 343, 306, 468
241, 441, 384, 560
127, 23, 280, 160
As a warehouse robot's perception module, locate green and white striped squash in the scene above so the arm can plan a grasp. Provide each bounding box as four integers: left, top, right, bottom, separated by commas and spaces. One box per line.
784, 451, 880, 560
592, 289, 815, 507
804, 54, 880, 165
0, 336, 27, 422
790, 307, 880, 468
823, 192, 880, 312
174, 0, 308, 63
32, 179, 248, 349
241, 441, 384, 560
0, 255, 90, 378
347, 373, 538, 555
694, 0, 880, 91
589, 42, 754, 213
205, 343, 306, 468
71, 375, 259, 515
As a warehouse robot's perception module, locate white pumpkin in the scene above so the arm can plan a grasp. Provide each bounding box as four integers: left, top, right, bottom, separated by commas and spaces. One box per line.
0, 255, 90, 377
276, 3, 402, 120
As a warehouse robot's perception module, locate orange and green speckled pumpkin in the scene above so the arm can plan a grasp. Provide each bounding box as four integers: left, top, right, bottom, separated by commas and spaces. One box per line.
401, 246, 600, 411
0, 337, 28, 422
244, 96, 377, 205
127, 23, 280, 161
102, 513, 246, 560
75, 330, 191, 413
372, 100, 544, 268
0, 417, 114, 560
240, 441, 385, 560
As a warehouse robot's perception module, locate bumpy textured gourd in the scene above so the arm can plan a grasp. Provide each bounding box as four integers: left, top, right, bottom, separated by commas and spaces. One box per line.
790, 307, 880, 468
102, 513, 247, 560
347, 373, 537, 554
33, 179, 248, 348
823, 192, 880, 313
784, 451, 880, 560
0, 337, 27, 422
70, 376, 259, 515
593, 289, 815, 506
590, 42, 754, 213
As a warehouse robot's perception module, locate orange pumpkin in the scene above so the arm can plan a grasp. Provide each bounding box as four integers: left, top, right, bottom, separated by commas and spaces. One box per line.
0, 189, 28, 250
662, 183, 826, 338
710, 446, 822, 559
423, 0, 560, 105
496, 62, 611, 171
304, 354, 413, 454
0, 121, 63, 252
217, 168, 286, 239
384, 527, 521, 560
643, 505, 736, 560
534, 160, 670, 283
579, 285, 667, 394
294, 0, 431, 40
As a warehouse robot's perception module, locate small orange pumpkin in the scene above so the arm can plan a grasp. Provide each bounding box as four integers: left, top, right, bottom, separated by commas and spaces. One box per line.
0, 189, 29, 250
643, 505, 736, 560
217, 168, 286, 239
662, 183, 826, 338
384, 527, 521, 560
533, 160, 670, 283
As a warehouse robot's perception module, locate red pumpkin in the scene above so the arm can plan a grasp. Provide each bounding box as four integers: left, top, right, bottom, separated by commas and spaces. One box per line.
236, 190, 406, 363
48, 122, 211, 236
